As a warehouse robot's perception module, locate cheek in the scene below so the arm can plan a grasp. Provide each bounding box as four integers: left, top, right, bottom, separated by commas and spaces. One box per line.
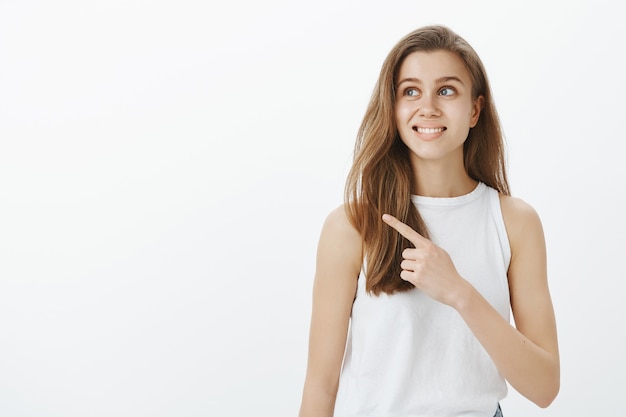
451, 105, 474, 125
395, 103, 412, 124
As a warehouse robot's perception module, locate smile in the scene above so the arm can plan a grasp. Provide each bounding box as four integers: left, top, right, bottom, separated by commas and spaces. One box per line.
413, 126, 446, 134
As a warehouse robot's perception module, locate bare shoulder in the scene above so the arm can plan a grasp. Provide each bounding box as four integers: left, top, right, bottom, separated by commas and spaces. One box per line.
318, 204, 363, 271
499, 194, 544, 236
323, 204, 360, 235
498, 194, 546, 263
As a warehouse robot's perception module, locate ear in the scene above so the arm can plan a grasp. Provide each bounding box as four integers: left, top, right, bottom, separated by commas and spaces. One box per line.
470, 95, 484, 127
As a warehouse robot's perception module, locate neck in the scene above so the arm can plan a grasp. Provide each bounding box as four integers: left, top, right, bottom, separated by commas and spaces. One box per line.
411, 155, 477, 198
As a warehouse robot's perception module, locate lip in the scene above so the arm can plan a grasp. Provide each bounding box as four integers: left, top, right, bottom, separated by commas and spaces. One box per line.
412, 125, 446, 140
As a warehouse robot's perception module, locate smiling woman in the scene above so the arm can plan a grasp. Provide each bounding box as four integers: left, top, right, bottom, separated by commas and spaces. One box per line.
298, 25, 559, 417
395, 51, 483, 173
2, 2, 626, 416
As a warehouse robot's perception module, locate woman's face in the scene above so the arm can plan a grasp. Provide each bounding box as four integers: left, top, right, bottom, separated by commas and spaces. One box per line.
394, 50, 483, 166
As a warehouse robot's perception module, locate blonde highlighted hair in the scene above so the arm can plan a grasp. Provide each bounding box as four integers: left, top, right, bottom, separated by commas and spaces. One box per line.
345, 25, 509, 295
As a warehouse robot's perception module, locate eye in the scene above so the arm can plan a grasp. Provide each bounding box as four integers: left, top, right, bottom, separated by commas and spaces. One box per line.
404, 88, 420, 97
439, 87, 456, 96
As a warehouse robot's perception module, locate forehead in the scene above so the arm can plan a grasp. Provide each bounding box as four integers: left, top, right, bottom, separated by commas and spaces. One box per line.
397, 50, 471, 84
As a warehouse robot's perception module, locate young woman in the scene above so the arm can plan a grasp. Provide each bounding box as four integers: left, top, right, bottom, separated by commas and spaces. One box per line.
298, 25, 559, 417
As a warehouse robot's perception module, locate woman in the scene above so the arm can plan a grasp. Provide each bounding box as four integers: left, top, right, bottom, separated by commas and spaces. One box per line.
298, 25, 559, 417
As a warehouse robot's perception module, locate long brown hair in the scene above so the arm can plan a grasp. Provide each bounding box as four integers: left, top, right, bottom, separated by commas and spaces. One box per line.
345, 25, 510, 295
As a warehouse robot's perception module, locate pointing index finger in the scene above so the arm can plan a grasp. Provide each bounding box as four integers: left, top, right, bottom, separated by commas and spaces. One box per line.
382, 214, 427, 247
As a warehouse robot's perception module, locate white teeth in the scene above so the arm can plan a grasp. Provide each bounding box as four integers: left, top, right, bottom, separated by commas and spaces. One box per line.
415, 127, 445, 134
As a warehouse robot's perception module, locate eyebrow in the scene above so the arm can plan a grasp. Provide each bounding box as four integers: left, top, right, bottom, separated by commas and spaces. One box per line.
396, 76, 465, 88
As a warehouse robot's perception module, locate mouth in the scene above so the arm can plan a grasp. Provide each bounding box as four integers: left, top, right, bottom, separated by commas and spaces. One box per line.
412, 126, 447, 134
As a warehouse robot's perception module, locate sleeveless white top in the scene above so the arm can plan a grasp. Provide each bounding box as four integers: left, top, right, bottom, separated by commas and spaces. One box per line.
334, 182, 511, 417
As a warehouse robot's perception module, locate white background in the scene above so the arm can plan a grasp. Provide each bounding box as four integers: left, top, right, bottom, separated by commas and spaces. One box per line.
1, 0, 624, 416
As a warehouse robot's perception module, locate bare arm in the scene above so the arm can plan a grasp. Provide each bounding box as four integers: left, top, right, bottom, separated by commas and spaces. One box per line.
298, 205, 362, 417
382, 197, 560, 407
466, 195, 559, 406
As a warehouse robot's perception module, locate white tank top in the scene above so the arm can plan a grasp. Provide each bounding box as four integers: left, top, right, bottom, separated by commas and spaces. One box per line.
334, 182, 511, 417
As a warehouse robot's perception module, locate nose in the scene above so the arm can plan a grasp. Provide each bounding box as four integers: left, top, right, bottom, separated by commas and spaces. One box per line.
417, 93, 439, 118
